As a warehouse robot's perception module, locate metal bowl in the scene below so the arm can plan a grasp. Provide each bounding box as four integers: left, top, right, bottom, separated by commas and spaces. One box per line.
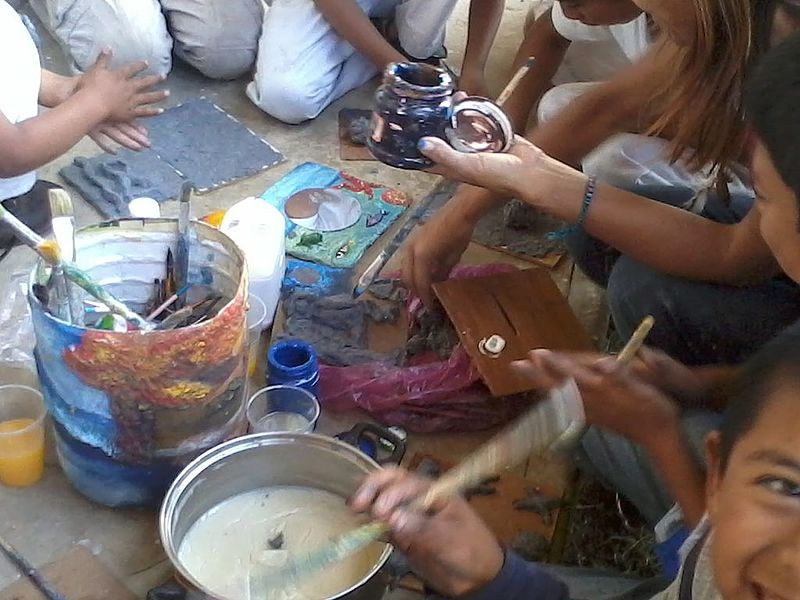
159, 433, 392, 600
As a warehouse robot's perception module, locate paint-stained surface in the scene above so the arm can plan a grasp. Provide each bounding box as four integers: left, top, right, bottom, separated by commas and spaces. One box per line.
262, 163, 410, 268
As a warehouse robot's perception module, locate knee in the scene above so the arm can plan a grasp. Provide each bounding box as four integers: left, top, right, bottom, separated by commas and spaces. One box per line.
247, 72, 327, 124
51, 0, 173, 76
168, 0, 263, 80
175, 45, 256, 79
536, 83, 594, 123
607, 258, 675, 335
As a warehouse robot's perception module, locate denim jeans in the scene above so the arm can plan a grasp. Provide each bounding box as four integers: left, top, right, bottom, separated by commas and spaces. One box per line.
566, 184, 800, 366
572, 184, 800, 527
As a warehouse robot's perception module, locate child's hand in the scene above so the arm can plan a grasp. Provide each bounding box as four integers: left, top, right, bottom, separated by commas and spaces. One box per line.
89, 122, 151, 153
79, 50, 169, 123
351, 468, 504, 597
512, 349, 681, 449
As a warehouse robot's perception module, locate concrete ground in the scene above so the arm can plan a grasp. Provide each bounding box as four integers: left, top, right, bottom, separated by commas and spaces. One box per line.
0, 1, 630, 597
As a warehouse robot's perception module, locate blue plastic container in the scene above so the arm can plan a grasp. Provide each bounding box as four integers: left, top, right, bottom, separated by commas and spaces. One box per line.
267, 340, 320, 398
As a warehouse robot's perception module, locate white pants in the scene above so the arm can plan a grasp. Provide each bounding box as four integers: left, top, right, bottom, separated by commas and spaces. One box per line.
247, 0, 458, 124
38, 0, 263, 79
537, 82, 751, 198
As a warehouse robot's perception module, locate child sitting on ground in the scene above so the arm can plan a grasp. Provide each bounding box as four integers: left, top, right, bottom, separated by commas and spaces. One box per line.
0, 1, 168, 254
352, 324, 800, 599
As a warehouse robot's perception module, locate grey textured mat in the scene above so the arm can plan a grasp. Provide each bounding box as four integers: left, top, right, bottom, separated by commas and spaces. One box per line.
60, 149, 185, 219
60, 98, 284, 218
146, 98, 284, 191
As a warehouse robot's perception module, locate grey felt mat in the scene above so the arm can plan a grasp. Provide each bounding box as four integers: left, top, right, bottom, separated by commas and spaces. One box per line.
60, 98, 284, 218
60, 149, 185, 219
146, 98, 284, 191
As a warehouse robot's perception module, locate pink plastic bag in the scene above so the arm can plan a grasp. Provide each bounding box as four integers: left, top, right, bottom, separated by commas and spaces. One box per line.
319, 264, 531, 433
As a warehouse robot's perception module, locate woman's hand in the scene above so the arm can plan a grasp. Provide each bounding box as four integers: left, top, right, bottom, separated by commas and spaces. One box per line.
351, 468, 504, 597
418, 135, 548, 198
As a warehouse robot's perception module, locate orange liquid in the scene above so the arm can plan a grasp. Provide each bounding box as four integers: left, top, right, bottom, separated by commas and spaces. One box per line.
0, 418, 45, 487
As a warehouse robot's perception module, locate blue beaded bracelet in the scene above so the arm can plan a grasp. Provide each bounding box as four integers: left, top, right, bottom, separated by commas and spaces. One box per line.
545, 176, 598, 241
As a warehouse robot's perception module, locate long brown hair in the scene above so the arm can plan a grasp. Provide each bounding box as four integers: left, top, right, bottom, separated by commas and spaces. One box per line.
646, 0, 765, 171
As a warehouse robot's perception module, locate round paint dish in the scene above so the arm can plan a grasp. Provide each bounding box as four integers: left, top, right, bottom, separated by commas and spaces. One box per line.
447, 98, 514, 155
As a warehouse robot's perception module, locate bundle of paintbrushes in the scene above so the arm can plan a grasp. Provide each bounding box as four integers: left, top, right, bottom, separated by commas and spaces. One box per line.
0, 200, 154, 330
249, 316, 654, 596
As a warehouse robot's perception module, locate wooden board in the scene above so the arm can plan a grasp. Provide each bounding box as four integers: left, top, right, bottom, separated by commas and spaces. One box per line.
338, 109, 377, 161
433, 267, 595, 397
0, 546, 136, 600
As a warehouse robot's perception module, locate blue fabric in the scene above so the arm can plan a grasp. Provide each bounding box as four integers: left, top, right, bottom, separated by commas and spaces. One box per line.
655, 527, 691, 579
433, 552, 569, 600
566, 184, 800, 366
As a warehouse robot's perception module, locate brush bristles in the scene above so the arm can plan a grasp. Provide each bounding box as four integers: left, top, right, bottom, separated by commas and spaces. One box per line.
48, 189, 74, 218
37, 239, 62, 264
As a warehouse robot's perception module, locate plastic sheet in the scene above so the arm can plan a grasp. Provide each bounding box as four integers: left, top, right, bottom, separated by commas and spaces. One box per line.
319, 264, 532, 432
0, 269, 35, 368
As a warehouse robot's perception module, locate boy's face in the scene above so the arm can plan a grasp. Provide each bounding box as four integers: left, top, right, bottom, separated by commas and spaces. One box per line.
706, 385, 800, 600
752, 141, 800, 283
558, 0, 642, 26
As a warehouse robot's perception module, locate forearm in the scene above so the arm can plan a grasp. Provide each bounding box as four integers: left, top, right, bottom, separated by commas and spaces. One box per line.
461, 0, 505, 81
454, 552, 569, 600
38, 70, 77, 108
0, 89, 107, 177
527, 160, 776, 284
314, 0, 405, 69
645, 423, 706, 528
503, 10, 570, 131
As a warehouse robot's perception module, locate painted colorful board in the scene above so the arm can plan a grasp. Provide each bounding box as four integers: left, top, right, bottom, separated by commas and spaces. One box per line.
261, 162, 411, 268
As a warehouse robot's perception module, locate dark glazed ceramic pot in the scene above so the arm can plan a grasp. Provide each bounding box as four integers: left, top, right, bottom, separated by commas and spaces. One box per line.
367, 62, 455, 170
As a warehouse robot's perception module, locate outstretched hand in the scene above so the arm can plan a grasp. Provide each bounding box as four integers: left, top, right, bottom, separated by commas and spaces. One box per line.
79, 49, 169, 123
89, 121, 151, 153
418, 135, 546, 197
350, 468, 504, 597
511, 349, 681, 448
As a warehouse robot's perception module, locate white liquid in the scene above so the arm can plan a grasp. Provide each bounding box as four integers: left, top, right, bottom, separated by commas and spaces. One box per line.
254, 412, 312, 433
177, 487, 384, 600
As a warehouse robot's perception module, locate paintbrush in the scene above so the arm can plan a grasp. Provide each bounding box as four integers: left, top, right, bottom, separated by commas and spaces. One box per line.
48, 188, 82, 325
496, 56, 535, 107
352, 59, 536, 299
0, 534, 67, 600
0, 204, 154, 330
254, 316, 655, 592
175, 181, 192, 308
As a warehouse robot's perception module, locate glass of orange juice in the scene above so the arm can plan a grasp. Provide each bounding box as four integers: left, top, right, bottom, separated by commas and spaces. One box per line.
0, 385, 46, 487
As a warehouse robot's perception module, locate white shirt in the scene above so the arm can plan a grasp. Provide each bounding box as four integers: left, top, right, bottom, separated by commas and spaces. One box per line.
0, 1, 41, 200
551, 2, 651, 62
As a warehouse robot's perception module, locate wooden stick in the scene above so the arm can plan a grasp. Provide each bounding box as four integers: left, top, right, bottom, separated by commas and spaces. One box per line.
0, 534, 67, 600
616, 315, 655, 365
496, 57, 535, 107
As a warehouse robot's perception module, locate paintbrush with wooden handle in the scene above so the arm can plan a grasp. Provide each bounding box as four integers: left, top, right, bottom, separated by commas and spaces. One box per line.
0, 203, 153, 330
252, 316, 654, 594
48, 188, 82, 325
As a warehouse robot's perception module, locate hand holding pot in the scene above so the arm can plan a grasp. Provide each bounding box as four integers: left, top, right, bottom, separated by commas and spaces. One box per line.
351, 467, 504, 597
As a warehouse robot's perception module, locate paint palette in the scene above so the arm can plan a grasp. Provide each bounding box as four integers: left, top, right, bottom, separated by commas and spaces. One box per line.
260, 163, 411, 268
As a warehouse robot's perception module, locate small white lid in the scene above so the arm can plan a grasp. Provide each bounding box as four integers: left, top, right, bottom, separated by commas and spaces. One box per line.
128, 197, 161, 219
